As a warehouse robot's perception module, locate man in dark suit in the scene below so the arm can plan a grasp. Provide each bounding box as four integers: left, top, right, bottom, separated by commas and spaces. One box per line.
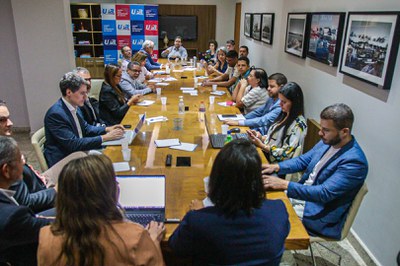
44, 72, 124, 167
0, 136, 50, 265
74, 67, 105, 126
262, 104, 368, 240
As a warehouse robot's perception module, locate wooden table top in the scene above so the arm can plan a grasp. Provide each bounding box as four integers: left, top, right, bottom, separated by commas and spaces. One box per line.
104, 64, 309, 250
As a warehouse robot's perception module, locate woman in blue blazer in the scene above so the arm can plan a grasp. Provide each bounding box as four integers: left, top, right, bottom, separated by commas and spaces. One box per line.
169, 139, 290, 266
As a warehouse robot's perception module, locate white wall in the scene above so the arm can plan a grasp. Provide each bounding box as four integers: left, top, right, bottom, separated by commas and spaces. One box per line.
241, 0, 400, 265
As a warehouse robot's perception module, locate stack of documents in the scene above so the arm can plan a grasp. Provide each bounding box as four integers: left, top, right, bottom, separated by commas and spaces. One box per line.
154, 139, 197, 151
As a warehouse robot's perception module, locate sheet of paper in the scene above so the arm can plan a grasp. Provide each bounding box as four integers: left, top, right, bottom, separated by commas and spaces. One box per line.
189, 91, 198, 96
154, 138, 181, 148
183, 90, 197, 94
164, 77, 177, 81
148, 78, 163, 83
153, 71, 166, 75
113, 162, 130, 172
182, 67, 197, 71
173, 69, 184, 73
136, 100, 155, 106
210, 90, 226, 96
180, 87, 196, 91
169, 142, 198, 152
217, 114, 245, 121
155, 82, 169, 86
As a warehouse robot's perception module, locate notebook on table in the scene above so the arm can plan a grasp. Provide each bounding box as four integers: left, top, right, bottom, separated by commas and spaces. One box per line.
103, 113, 146, 146
117, 175, 165, 226
204, 114, 248, 149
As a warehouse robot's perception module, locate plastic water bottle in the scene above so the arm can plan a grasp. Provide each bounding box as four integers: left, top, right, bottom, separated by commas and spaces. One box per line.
193, 56, 197, 68
178, 96, 185, 114
224, 130, 233, 145
199, 101, 206, 112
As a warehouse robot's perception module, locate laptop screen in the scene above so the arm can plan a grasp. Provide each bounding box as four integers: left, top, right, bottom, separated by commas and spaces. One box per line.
116, 175, 165, 209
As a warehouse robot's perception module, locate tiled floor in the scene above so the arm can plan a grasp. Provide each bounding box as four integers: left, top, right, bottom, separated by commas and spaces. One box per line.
13, 130, 377, 266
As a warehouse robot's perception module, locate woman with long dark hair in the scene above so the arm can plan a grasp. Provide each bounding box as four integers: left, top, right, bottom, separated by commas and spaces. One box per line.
37, 155, 165, 266
99, 64, 141, 125
169, 139, 289, 265
247, 82, 307, 163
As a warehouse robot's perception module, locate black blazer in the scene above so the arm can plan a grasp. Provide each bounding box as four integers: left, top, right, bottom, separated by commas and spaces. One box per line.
0, 192, 50, 265
99, 82, 129, 126
79, 97, 104, 126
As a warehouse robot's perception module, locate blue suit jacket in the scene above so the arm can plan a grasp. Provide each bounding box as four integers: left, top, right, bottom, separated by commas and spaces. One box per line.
44, 98, 106, 167
0, 192, 50, 265
169, 200, 290, 265
278, 137, 368, 239
139, 48, 162, 71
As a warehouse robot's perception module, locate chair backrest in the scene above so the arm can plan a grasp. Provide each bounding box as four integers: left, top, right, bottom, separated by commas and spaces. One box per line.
303, 119, 321, 153
89, 79, 104, 100
31, 127, 48, 172
340, 183, 368, 240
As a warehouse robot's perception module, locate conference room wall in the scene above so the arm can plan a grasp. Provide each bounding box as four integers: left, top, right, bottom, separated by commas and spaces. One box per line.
241, 0, 400, 265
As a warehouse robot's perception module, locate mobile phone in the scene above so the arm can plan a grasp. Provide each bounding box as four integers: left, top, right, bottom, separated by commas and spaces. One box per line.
123, 125, 132, 129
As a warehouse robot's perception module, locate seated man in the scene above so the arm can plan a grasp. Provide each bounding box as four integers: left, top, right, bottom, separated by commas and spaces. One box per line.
0, 136, 50, 265
118, 45, 132, 71
44, 72, 124, 167
120, 61, 155, 98
161, 36, 188, 60
202, 50, 239, 93
74, 67, 105, 127
226, 39, 235, 51
139, 40, 165, 70
225, 73, 286, 135
230, 56, 251, 100
239, 45, 249, 58
262, 103, 368, 239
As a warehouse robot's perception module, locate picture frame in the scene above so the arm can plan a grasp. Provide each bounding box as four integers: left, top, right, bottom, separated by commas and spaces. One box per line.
261, 13, 275, 44
252, 13, 262, 41
285, 13, 310, 58
244, 13, 252, 38
306, 12, 345, 66
339, 12, 400, 90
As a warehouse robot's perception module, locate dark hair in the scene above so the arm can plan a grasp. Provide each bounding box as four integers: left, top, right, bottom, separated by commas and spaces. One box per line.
59, 72, 88, 96
320, 103, 354, 131
127, 61, 141, 70
226, 39, 235, 45
175, 36, 182, 42
131, 51, 147, 63
271, 82, 304, 143
252, 68, 269, 88
0, 136, 19, 168
268, 73, 288, 87
239, 45, 249, 53
208, 139, 265, 218
104, 64, 125, 104
51, 155, 129, 265
226, 50, 238, 59
237, 56, 250, 66
208, 39, 218, 50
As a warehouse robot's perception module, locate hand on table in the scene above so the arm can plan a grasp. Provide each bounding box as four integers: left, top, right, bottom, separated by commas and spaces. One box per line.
262, 163, 280, 175
146, 221, 166, 243
102, 127, 124, 141
262, 175, 289, 191
224, 120, 239, 126
128, 94, 143, 105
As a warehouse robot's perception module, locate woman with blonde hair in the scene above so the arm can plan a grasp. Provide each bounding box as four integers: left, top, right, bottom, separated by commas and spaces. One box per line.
99, 64, 141, 125
132, 51, 154, 83
37, 155, 165, 266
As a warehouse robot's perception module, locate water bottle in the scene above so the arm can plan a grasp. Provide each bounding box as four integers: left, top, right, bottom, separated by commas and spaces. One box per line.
199, 101, 206, 112
178, 96, 185, 114
224, 130, 233, 145
193, 56, 197, 68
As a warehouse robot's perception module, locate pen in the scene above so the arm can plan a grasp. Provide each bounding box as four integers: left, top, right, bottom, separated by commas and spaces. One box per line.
164, 218, 181, 223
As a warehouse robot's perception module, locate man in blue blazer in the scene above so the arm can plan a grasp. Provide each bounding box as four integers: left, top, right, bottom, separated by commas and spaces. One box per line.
44, 72, 125, 167
0, 136, 50, 265
262, 103, 368, 240
139, 40, 165, 70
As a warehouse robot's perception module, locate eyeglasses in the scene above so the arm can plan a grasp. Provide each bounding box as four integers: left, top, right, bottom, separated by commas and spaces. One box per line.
84, 78, 91, 82
129, 69, 142, 73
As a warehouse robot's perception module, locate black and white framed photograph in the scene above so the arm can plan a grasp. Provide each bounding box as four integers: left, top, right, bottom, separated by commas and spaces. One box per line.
285, 13, 309, 58
261, 13, 275, 44
340, 12, 400, 90
252, 13, 262, 41
307, 12, 345, 66
244, 13, 252, 38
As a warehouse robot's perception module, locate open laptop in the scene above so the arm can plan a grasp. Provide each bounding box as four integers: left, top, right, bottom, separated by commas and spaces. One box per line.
103, 113, 146, 146
116, 175, 165, 226
204, 114, 248, 149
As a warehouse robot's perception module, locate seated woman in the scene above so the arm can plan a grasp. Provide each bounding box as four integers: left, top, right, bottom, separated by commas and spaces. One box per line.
205, 46, 228, 76
132, 51, 154, 83
169, 139, 290, 265
99, 64, 141, 125
37, 155, 165, 265
234, 68, 269, 114
204, 39, 218, 63
247, 82, 307, 164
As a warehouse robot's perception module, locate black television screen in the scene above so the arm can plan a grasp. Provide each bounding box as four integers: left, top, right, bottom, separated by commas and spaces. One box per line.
158, 16, 197, 41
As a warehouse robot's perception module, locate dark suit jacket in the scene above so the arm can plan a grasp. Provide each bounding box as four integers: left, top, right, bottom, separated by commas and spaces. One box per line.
79, 97, 104, 126
99, 82, 129, 126
278, 137, 368, 240
9, 165, 56, 213
44, 98, 106, 167
0, 192, 50, 266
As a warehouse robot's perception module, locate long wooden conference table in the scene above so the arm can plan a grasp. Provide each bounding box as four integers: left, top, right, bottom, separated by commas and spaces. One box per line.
103, 64, 309, 254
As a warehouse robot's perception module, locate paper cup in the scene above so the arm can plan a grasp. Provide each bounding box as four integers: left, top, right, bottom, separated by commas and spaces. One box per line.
121, 148, 131, 162
173, 118, 183, 130
161, 97, 167, 105
156, 87, 162, 95
209, 96, 215, 104
221, 124, 229, 134
212, 84, 217, 92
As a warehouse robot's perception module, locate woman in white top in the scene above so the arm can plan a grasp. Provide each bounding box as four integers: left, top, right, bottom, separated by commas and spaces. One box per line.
132, 52, 154, 83
247, 82, 307, 164
235, 68, 269, 114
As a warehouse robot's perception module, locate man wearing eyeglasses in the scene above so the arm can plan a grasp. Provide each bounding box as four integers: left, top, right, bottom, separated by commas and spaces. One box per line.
119, 45, 132, 71
119, 61, 156, 98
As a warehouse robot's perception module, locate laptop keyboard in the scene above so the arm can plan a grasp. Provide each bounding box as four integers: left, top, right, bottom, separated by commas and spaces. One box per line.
125, 213, 165, 226
209, 133, 249, 148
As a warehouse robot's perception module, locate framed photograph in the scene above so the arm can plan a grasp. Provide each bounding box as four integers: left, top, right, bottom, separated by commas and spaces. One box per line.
252, 13, 262, 41
285, 13, 310, 58
307, 12, 345, 66
261, 13, 275, 44
244, 13, 252, 38
340, 12, 400, 90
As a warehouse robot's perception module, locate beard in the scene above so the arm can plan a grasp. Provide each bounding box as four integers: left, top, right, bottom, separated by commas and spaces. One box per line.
322, 134, 341, 146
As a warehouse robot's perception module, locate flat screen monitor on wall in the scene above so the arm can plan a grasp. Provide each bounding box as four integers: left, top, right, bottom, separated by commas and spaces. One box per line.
158, 15, 198, 41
